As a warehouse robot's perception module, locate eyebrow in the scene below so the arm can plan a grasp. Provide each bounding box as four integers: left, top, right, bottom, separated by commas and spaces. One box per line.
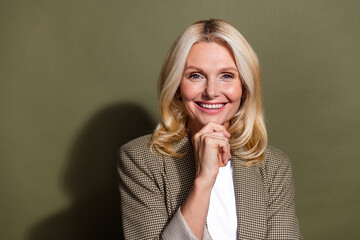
184, 65, 238, 73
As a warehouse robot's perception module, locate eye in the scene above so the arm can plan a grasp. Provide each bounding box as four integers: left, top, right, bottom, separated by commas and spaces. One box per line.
188, 73, 203, 79
222, 73, 234, 79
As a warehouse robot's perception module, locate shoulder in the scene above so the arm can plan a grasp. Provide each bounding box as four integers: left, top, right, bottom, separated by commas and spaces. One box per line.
263, 145, 290, 169
118, 134, 163, 174
261, 145, 294, 187
120, 134, 153, 155
119, 134, 164, 160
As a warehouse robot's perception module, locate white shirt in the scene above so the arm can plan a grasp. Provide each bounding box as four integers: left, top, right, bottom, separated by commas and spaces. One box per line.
206, 161, 238, 239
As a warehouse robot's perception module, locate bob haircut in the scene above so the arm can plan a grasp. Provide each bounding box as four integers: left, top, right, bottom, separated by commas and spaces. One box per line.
150, 19, 267, 166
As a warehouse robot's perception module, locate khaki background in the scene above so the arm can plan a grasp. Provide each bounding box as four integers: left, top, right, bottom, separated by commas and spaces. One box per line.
1, 0, 359, 239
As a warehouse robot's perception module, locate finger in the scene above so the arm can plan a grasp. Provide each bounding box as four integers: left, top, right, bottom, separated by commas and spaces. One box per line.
220, 150, 230, 167
195, 133, 231, 167
218, 151, 224, 167
198, 121, 231, 138
200, 133, 230, 154
219, 141, 231, 164
217, 146, 229, 167
200, 131, 230, 140
193, 126, 230, 145
221, 152, 228, 166
201, 134, 231, 157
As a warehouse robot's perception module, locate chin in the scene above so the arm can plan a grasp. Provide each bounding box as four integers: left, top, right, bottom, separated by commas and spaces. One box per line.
200, 118, 227, 126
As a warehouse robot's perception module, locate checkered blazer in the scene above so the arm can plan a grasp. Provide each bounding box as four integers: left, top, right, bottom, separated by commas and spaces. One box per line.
117, 134, 302, 239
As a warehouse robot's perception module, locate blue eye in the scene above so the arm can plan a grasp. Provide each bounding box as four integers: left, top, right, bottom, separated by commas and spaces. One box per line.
222, 74, 234, 79
189, 73, 202, 79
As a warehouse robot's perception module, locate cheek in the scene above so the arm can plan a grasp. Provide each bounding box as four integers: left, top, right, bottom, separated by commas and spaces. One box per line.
226, 84, 242, 102
179, 81, 199, 101
179, 82, 193, 113
179, 81, 189, 100
225, 85, 242, 116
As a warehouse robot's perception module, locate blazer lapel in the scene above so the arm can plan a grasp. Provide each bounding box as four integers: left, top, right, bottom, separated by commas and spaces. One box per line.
232, 155, 267, 239
163, 136, 196, 215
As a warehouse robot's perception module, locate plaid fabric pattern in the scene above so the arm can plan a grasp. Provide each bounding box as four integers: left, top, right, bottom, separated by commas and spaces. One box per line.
117, 134, 302, 239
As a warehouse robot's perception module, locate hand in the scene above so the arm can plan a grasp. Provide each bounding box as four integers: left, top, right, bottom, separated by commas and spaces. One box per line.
191, 121, 232, 186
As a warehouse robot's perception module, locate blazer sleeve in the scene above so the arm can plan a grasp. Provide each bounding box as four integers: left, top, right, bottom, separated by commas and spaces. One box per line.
117, 144, 168, 239
265, 149, 303, 239
117, 140, 210, 239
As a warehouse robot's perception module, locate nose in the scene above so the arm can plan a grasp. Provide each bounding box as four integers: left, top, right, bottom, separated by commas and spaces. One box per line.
203, 77, 219, 99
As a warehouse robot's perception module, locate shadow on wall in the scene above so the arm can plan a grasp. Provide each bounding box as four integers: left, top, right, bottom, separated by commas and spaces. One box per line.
28, 103, 156, 240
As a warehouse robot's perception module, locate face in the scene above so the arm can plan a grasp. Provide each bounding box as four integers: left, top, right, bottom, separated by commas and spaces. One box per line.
179, 41, 242, 133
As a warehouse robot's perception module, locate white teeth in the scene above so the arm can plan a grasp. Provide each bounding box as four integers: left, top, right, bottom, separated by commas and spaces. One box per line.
199, 103, 225, 109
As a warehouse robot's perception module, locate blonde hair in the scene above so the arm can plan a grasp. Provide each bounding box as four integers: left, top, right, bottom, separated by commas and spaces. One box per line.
150, 19, 267, 166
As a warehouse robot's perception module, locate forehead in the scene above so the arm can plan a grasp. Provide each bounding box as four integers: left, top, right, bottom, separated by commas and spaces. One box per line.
185, 41, 237, 67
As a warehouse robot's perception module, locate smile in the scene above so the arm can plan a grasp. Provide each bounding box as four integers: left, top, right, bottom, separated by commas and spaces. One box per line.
195, 102, 227, 114
197, 103, 225, 109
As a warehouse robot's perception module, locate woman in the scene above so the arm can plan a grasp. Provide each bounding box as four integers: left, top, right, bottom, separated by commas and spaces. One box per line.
117, 19, 302, 239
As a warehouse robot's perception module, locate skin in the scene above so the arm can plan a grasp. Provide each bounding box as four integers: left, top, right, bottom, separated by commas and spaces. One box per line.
179, 41, 242, 239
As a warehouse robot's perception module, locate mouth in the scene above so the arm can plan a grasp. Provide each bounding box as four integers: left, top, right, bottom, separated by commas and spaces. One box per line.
196, 102, 227, 109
